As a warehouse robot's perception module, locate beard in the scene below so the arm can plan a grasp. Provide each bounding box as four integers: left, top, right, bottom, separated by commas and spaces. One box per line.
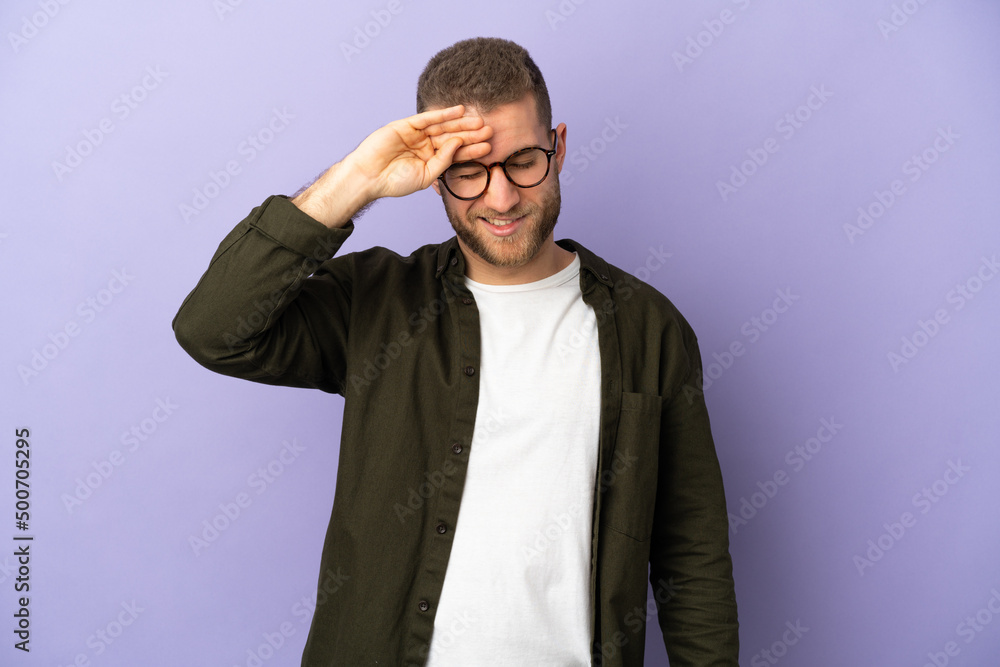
442, 179, 562, 269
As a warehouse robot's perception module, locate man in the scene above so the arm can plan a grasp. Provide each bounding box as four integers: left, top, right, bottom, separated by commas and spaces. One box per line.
173, 37, 738, 666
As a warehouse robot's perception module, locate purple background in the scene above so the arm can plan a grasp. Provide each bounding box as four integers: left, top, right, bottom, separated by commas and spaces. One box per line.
3, 1, 999, 665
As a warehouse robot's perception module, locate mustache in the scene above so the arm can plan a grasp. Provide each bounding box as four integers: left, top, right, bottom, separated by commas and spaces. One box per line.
467, 203, 536, 219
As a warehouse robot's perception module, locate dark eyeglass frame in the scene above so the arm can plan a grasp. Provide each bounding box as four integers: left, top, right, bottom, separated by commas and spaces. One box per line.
438, 129, 558, 201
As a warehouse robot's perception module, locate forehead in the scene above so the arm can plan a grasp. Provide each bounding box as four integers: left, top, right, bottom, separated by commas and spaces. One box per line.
465, 94, 549, 159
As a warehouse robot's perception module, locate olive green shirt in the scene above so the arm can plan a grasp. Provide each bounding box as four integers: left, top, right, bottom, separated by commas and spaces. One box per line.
172, 195, 738, 666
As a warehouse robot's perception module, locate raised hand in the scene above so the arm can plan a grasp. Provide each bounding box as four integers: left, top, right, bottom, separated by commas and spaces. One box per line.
292, 105, 493, 228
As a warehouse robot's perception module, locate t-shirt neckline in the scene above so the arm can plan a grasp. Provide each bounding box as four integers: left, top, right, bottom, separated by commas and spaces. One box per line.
464, 253, 580, 293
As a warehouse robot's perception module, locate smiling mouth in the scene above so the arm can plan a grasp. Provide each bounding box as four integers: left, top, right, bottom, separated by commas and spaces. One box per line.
481, 217, 521, 227
477, 215, 525, 238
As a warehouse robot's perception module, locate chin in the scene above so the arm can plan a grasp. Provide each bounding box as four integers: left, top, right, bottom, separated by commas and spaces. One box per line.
444, 188, 562, 270
458, 216, 546, 268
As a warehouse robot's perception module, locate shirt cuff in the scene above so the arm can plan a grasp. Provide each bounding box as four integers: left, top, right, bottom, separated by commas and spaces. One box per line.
249, 194, 355, 260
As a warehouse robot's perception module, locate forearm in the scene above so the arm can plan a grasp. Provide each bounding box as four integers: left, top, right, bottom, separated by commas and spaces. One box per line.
172, 195, 353, 391
290, 155, 378, 229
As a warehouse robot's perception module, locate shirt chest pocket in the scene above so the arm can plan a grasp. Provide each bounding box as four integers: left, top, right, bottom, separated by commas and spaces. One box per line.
600, 392, 661, 542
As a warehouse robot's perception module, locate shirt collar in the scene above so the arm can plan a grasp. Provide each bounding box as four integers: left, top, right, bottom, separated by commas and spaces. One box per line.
556, 238, 614, 288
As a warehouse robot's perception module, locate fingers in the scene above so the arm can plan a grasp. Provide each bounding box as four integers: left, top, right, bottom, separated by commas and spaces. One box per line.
408, 104, 469, 130
419, 118, 492, 157
424, 127, 490, 183
422, 116, 488, 136
429, 124, 492, 151
452, 142, 492, 163
392, 108, 491, 156
408, 108, 490, 147
378, 106, 494, 186
425, 136, 465, 180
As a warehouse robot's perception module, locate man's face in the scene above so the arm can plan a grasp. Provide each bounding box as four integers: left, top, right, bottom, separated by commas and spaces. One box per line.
432, 94, 567, 270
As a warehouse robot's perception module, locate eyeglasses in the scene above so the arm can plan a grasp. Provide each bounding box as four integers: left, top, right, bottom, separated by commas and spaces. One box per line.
438, 129, 558, 200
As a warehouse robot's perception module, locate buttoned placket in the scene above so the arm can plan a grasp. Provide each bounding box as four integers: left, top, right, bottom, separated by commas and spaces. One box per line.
406, 245, 483, 665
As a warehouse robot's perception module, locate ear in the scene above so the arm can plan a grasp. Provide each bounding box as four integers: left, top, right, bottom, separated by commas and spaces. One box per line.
431, 180, 442, 196
553, 122, 567, 173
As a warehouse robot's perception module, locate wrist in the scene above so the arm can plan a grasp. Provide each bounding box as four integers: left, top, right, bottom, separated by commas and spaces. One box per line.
291, 159, 378, 229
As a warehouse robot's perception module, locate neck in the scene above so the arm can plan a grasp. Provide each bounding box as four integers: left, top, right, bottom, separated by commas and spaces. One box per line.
459, 237, 575, 285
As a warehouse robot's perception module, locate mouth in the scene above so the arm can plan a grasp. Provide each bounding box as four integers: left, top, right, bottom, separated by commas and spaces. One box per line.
478, 215, 524, 237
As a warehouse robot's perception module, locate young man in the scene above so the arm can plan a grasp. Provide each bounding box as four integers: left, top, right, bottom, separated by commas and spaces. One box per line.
173, 37, 738, 666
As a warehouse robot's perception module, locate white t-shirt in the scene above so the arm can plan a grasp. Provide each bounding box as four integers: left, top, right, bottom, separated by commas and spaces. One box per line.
426, 253, 601, 666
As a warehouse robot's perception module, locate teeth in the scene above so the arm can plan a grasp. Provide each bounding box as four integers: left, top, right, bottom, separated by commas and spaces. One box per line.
484, 218, 517, 226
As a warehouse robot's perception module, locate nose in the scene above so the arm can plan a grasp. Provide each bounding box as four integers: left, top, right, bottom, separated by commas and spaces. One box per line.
480, 164, 521, 213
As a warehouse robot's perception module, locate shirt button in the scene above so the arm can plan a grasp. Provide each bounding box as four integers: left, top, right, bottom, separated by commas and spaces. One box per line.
600, 273, 610, 281
418, 600, 430, 612
461, 297, 473, 305
452, 443, 463, 455
436, 523, 447, 534
450, 257, 458, 266
464, 366, 475, 376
